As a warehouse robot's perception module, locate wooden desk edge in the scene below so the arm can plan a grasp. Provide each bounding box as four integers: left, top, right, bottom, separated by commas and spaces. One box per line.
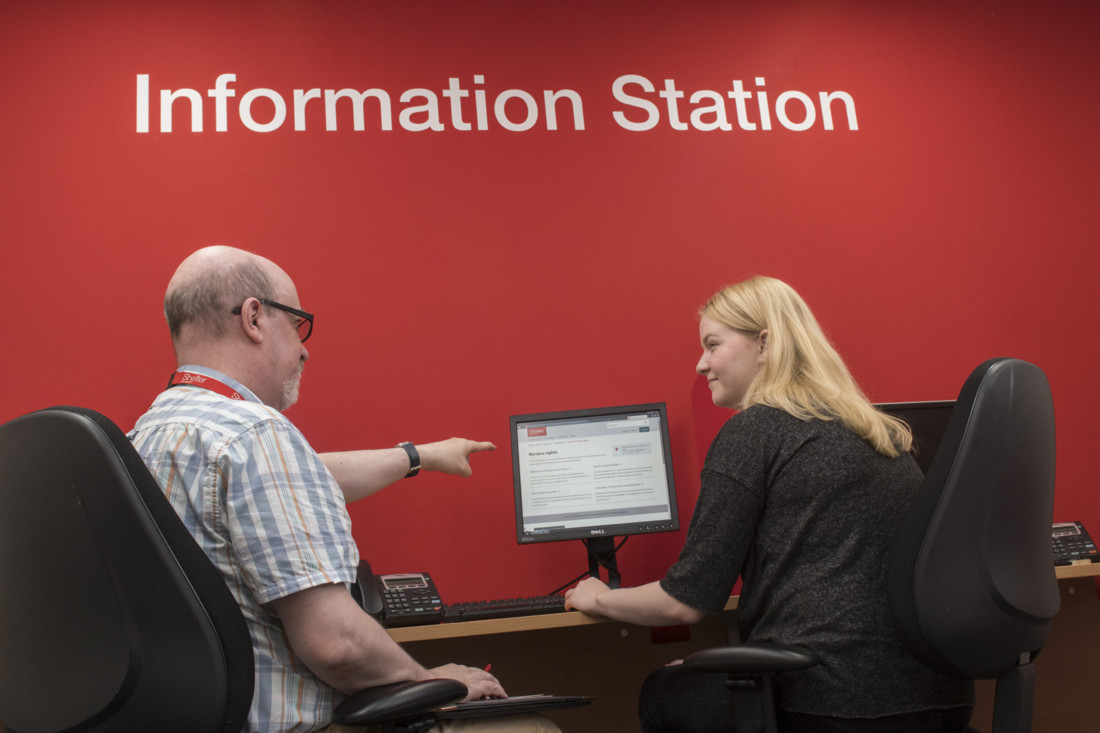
1055, 561, 1100, 580
389, 565, 1098, 643
388, 597, 740, 643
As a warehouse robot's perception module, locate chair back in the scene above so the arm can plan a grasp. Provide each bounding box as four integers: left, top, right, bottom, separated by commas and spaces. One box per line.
888, 358, 1060, 679
0, 406, 254, 733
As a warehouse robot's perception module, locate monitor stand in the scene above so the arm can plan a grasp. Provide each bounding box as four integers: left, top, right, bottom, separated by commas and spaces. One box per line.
584, 536, 622, 589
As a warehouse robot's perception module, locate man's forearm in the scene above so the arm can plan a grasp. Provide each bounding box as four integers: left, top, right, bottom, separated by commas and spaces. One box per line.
320, 438, 495, 503
273, 584, 433, 694
319, 448, 411, 503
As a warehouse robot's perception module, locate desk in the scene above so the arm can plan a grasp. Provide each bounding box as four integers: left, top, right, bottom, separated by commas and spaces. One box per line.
388, 597, 739, 644
390, 565, 1100, 732
0, 570, 1094, 733
390, 601, 738, 730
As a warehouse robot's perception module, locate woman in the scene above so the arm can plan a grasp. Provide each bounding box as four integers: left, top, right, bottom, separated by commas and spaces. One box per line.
564, 276, 974, 732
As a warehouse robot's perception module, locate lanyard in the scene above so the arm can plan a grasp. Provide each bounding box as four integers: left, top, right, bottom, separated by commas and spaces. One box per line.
167, 370, 245, 401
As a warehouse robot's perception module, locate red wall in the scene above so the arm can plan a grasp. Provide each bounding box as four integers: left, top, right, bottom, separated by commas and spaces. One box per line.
3, 1, 1097, 603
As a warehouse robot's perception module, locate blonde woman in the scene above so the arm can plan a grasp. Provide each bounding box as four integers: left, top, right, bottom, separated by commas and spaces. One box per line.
565, 277, 973, 733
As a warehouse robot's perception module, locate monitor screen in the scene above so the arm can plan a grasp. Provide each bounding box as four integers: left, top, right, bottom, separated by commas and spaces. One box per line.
511, 402, 679, 545
875, 400, 956, 475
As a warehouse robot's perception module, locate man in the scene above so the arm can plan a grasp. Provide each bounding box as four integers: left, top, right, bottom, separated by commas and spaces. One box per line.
129, 246, 558, 733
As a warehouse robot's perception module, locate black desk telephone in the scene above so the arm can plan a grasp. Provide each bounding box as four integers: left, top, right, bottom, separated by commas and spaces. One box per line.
352, 561, 446, 627
1052, 521, 1099, 565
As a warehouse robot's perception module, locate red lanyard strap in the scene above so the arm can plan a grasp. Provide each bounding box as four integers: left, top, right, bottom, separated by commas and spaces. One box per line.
167, 371, 245, 401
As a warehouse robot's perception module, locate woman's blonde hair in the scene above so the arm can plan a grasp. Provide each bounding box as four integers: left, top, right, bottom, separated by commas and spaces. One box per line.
700, 276, 912, 458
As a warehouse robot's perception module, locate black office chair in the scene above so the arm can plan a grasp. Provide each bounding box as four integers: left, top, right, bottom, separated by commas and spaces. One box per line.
676, 357, 1060, 733
0, 406, 465, 733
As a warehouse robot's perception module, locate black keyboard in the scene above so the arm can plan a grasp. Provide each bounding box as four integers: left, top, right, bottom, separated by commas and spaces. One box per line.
443, 594, 566, 622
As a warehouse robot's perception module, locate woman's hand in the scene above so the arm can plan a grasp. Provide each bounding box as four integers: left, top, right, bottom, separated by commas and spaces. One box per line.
563, 577, 611, 615
565, 579, 706, 626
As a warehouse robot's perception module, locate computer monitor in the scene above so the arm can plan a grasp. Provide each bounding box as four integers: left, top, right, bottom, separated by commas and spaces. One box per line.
875, 400, 956, 474
510, 402, 679, 588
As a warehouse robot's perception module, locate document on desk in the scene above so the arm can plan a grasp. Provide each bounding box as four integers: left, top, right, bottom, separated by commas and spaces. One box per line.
436, 694, 592, 719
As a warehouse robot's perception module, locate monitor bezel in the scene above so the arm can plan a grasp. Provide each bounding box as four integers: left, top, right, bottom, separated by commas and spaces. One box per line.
510, 401, 679, 546
875, 400, 956, 475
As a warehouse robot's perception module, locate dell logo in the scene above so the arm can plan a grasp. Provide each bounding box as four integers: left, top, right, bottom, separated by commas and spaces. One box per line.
589, 529, 606, 535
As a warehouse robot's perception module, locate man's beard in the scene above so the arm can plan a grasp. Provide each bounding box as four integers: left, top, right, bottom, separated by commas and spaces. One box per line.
280, 361, 305, 411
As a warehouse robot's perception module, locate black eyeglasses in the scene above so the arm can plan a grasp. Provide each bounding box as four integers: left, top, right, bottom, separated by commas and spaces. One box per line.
232, 298, 314, 343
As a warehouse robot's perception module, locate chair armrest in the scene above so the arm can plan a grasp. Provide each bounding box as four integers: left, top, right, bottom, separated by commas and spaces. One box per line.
332, 679, 468, 725
683, 642, 820, 674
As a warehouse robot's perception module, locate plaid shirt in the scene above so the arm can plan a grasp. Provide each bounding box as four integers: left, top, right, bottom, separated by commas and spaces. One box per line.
129, 365, 358, 732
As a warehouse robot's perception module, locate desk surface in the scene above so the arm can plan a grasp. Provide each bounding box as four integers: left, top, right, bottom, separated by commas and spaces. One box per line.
1053, 560, 1100, 580
389, 597, 739, 643
389, 562, 1099, 644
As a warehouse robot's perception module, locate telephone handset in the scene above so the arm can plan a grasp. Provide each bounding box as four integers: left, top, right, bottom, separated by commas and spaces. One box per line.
352, 561, 446, 627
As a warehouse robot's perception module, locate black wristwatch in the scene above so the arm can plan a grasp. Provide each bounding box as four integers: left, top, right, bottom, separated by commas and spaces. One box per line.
397, 441, 420, 478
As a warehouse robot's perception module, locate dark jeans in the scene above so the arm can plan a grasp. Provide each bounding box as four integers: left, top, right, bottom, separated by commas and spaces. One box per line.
639, 667, 974, 733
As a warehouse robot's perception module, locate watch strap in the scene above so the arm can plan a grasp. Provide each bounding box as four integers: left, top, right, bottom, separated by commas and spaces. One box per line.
397, 441, 420, 477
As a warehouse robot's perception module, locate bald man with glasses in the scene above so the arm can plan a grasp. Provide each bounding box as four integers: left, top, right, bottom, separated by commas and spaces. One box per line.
129, 246, 559, 733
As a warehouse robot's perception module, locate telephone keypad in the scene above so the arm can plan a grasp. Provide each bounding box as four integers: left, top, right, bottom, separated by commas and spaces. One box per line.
1053, 522, 1099, 565
377, 573, 445, 627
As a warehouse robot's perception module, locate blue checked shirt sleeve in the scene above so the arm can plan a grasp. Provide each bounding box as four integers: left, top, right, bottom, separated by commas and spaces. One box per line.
222, 416, 358, 605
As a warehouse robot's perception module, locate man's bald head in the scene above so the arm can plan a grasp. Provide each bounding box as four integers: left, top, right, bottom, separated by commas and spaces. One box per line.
164, 246, 280, 341
161, 246, 308, 410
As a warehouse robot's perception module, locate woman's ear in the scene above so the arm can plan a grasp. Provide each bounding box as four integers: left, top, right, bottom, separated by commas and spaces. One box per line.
757, 329, 769, 361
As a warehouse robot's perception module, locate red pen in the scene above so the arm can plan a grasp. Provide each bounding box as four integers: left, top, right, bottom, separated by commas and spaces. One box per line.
484, 664, 492, 673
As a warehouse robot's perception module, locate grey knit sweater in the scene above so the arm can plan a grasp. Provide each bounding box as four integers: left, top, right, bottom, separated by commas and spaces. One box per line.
661, 405, 974, 717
